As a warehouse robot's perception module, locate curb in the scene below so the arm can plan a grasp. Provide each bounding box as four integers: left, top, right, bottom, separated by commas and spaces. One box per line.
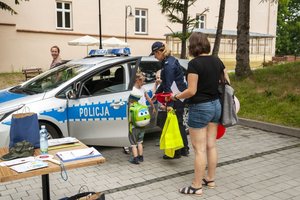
238, 118, 300, 138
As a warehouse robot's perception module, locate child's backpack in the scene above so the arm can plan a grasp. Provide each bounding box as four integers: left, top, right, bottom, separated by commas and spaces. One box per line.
129, 102, 150, 127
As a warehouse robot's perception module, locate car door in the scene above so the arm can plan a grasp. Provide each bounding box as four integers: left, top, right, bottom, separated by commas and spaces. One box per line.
66, 58, 140, 147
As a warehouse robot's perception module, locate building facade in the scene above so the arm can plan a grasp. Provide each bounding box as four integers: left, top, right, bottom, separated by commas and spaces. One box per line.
0, 0, 277, 72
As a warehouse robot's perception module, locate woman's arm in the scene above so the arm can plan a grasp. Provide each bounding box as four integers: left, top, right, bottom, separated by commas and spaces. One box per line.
172, 73, 198, 100
224, 68, 230, 84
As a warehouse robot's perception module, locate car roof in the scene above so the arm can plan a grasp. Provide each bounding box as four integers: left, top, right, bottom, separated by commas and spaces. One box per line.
67, 55, 141, 66
140, 56, 188, 69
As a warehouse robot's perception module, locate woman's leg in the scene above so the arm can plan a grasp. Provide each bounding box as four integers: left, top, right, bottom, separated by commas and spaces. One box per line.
205, 122, 218, 185
189, 127, 207, 188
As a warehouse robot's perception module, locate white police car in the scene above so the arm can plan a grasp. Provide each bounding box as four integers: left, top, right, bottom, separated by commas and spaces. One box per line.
0, 48, 188, 147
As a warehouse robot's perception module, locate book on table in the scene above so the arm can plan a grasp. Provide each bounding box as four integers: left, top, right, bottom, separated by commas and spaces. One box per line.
56, 147, 102, 162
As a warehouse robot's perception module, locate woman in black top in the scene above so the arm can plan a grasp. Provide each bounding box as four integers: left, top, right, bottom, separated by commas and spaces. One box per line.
171, 32, 230, 196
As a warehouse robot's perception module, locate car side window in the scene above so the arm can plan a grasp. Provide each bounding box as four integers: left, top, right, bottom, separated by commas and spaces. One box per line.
80, 65, 127, 97
138, 61, 161, 83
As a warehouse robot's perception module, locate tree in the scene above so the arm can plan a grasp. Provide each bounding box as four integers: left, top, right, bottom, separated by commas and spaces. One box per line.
235, 0, 252, 78
158, 0, 209, 58
276, 0, 300, 55
212, 0, 226, 56
0, 0, 28, 15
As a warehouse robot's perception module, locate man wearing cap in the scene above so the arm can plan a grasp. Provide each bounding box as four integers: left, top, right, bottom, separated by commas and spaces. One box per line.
150, 41, 189, 159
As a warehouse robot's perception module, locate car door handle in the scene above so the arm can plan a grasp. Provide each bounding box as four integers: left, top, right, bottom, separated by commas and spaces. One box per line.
57, 108, 65, 112
110, 101, 125, 109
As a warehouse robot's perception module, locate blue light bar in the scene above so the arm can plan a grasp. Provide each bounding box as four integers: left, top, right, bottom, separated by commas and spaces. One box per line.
89, 48, 131, 56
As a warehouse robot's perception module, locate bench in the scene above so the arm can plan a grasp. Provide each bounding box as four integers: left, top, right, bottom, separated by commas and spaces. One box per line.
22, 68, 43, 80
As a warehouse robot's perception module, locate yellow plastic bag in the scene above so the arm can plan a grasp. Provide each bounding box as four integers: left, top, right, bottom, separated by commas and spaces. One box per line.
160, 110, 184, 158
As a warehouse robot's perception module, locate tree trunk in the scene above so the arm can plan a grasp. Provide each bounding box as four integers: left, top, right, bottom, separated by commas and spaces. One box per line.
212, 0, 226, 56
236, 0, 252, 78
180, 0, 189, 59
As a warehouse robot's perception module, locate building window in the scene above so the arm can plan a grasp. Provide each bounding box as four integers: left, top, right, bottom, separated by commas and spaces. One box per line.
56, 1, 72, 29
196, 14, 206, 29
135, 9, 147, 34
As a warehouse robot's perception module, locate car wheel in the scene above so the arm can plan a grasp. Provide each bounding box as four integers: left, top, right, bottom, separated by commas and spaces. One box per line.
39, 121, 61, 139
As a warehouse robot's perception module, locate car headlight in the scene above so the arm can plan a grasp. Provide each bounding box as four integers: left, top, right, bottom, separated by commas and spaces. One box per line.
0, 104, 24, 122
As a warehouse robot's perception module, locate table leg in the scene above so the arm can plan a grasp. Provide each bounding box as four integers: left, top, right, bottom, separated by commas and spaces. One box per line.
41, 174, 50, 200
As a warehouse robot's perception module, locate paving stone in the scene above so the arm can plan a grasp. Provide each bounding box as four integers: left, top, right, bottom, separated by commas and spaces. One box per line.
21, 194, 41, 200
0, 188, 16, 196
0, 196, 12, 200
10, 191, 28, 199
0, 185, 6, 192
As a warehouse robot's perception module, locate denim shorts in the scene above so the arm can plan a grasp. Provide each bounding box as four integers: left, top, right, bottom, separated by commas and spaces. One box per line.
188, 99, 221, 128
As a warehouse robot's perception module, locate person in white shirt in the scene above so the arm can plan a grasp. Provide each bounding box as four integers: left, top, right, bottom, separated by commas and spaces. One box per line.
128, 73, 156, 164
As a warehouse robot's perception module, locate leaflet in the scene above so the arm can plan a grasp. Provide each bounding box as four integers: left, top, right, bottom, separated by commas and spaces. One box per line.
0, 156, 35, 167
10, 160, 48, 173
48, 137, 79, 147
56, 147, 102, 162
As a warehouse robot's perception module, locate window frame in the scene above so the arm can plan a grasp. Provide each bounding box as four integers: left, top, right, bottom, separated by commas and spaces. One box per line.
196, 14, 206, 29
135, 8, 148, 35
56, 1, 73, 30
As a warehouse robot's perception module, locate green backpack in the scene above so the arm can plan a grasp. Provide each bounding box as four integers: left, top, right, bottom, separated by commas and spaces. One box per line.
129, 102, 150, 128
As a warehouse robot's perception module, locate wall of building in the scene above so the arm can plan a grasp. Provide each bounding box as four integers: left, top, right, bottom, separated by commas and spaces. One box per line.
0, 0, 278, 72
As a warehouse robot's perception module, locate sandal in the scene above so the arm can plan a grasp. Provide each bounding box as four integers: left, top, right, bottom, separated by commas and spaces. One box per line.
202, 178, 215, 188
179, 186, 202, 196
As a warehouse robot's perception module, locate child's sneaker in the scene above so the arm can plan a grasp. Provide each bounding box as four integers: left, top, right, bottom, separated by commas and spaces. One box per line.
129, 157, 139, 164
138, 155, 144, 162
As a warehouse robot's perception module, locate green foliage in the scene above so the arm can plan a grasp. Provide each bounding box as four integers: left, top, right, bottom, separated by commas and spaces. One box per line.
276, 0, 300, 55
158, 0, 209, 58
231, 62, 300, 128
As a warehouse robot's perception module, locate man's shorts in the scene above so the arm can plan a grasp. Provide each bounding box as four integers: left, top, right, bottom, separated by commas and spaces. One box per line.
129, 127, 145, 146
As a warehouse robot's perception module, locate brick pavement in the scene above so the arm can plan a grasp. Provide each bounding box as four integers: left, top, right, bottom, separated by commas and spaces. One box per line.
1, 125, 300, 200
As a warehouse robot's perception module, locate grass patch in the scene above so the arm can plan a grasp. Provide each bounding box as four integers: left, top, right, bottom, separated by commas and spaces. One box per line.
0, 72, 24, 89
230, 62, 300, 128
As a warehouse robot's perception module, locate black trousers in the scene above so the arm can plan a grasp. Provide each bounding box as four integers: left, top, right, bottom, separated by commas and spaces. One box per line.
173, 100, 189, 154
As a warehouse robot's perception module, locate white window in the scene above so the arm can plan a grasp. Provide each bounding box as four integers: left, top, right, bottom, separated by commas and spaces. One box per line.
196, 14, 206, 29
135, 9, 148, 34
56, 1, 72, 29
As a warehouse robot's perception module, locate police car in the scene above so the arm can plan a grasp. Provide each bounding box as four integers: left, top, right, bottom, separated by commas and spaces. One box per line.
0, 48, 188, 148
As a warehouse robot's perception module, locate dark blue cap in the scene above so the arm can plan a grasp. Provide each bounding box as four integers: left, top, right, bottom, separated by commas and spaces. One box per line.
150, 41, 164, 56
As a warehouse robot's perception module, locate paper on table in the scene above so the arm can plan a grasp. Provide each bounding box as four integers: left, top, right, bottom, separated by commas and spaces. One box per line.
10, 160, 48, 173
56, 147, 102, 162
0, 156, 35, 167
48, 137, 79, 147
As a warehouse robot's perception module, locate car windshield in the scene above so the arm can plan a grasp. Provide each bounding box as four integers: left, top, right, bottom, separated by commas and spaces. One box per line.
10, 63, 94, 94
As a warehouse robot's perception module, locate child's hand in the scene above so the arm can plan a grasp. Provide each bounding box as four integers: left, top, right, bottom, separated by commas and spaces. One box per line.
152, 107, 156, 114
151, 95, 157, 102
